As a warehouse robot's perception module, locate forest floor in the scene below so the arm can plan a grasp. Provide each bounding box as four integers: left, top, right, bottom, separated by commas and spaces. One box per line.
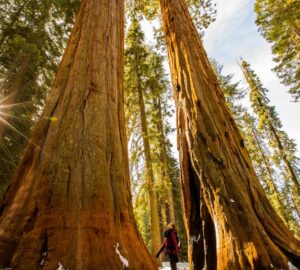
160, 262, 189, 270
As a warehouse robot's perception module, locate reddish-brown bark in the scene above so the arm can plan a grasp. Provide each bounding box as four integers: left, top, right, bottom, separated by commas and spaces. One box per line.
0, 0, 156, 269
159, 0, 300, 269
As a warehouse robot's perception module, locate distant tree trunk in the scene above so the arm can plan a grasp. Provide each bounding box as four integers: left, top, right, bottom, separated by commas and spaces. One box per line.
159, 0, 300, 269
255, 97, 300, 197
269, 120, 300, 192
0, 0, 156, 269
160, 199, 167, 227
240, 62, 300, 195
251, 127, 292, 222
155, 98, 175, 223
137, 77, 162, 261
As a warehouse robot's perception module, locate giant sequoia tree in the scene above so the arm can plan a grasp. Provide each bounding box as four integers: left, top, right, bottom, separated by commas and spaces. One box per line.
159, 0, 300, 269
0, 0, 155, 268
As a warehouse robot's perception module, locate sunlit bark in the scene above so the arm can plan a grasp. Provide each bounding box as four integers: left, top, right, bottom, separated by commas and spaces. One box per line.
0, 0, 156, 268
159, 0, 300, 269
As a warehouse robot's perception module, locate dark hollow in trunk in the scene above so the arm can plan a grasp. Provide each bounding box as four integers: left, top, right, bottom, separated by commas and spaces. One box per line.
159, 0, 300, 269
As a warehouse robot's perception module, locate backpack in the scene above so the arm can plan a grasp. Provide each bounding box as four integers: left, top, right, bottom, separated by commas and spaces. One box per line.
164, 229, 180, 249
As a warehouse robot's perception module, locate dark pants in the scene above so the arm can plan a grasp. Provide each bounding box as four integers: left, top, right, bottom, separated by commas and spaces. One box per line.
169, 254, 178, 270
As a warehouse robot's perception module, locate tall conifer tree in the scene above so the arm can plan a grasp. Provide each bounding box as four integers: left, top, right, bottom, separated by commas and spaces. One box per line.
214, 61, 300, 236
240, 60, 300, 215
241, 112, 300, 235
124, 18, 161, 260
255, 0, 300, 100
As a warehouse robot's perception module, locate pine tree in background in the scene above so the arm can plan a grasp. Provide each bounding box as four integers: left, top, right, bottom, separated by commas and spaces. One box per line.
124, 18, 161, 260
147, 51, 175, 225
214, 60, 300, 237
255, 0, 300, 100
0, 0, 80, 195
211, 60, 245, 126
168, 155, 188, 261
241, 112, 300, 236
125, 17, 189, 260
240, 59, 300, 225
146, 50, 188, 260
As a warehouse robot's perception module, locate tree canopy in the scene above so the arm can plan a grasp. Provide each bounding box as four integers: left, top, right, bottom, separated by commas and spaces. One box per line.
255, 0, 300, 100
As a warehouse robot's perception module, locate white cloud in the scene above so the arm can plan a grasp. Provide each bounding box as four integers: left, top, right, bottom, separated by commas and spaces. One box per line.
203, 0, 300, 153
139, 0, 299, 153
204, 0, 250, 54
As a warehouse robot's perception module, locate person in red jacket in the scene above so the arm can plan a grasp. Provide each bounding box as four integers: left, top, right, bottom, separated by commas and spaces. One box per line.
160, 223, 180, 270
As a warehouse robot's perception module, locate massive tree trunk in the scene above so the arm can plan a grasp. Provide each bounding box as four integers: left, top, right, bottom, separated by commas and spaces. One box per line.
137, 77, 162, 261
159, 0, 300, 269
0, 0, 156, 269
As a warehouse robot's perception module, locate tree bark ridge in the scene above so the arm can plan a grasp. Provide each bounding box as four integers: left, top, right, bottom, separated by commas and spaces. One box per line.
159, 0, 300, 269
0, 0, 156, 269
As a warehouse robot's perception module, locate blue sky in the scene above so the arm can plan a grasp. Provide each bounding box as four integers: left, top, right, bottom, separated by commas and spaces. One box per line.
142, 0, 300, 154
203, 0, 300, 153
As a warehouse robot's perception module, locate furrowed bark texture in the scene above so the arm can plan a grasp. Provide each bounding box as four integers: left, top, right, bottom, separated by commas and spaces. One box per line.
159, 0, 300, 269
0, 0, 156, 269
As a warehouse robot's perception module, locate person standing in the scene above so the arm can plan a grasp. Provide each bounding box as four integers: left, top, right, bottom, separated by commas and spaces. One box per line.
156, 223, 179, 270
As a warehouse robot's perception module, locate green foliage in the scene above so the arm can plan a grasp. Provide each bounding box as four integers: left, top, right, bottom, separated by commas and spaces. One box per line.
186, 0, 216, 36
125, 18, 188, 255
125, 18, 157, 248
240, 59, 300, 236
255, 0, 300, 100
240, 60, 300, 173
125, 0, 216, 36
212, 59, 300, 236
211, 59, 246, 126
241, 112, 300, 236
0, 0, 80, 195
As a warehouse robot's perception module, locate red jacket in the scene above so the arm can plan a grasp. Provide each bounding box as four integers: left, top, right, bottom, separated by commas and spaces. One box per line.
163, 228, 179, 256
